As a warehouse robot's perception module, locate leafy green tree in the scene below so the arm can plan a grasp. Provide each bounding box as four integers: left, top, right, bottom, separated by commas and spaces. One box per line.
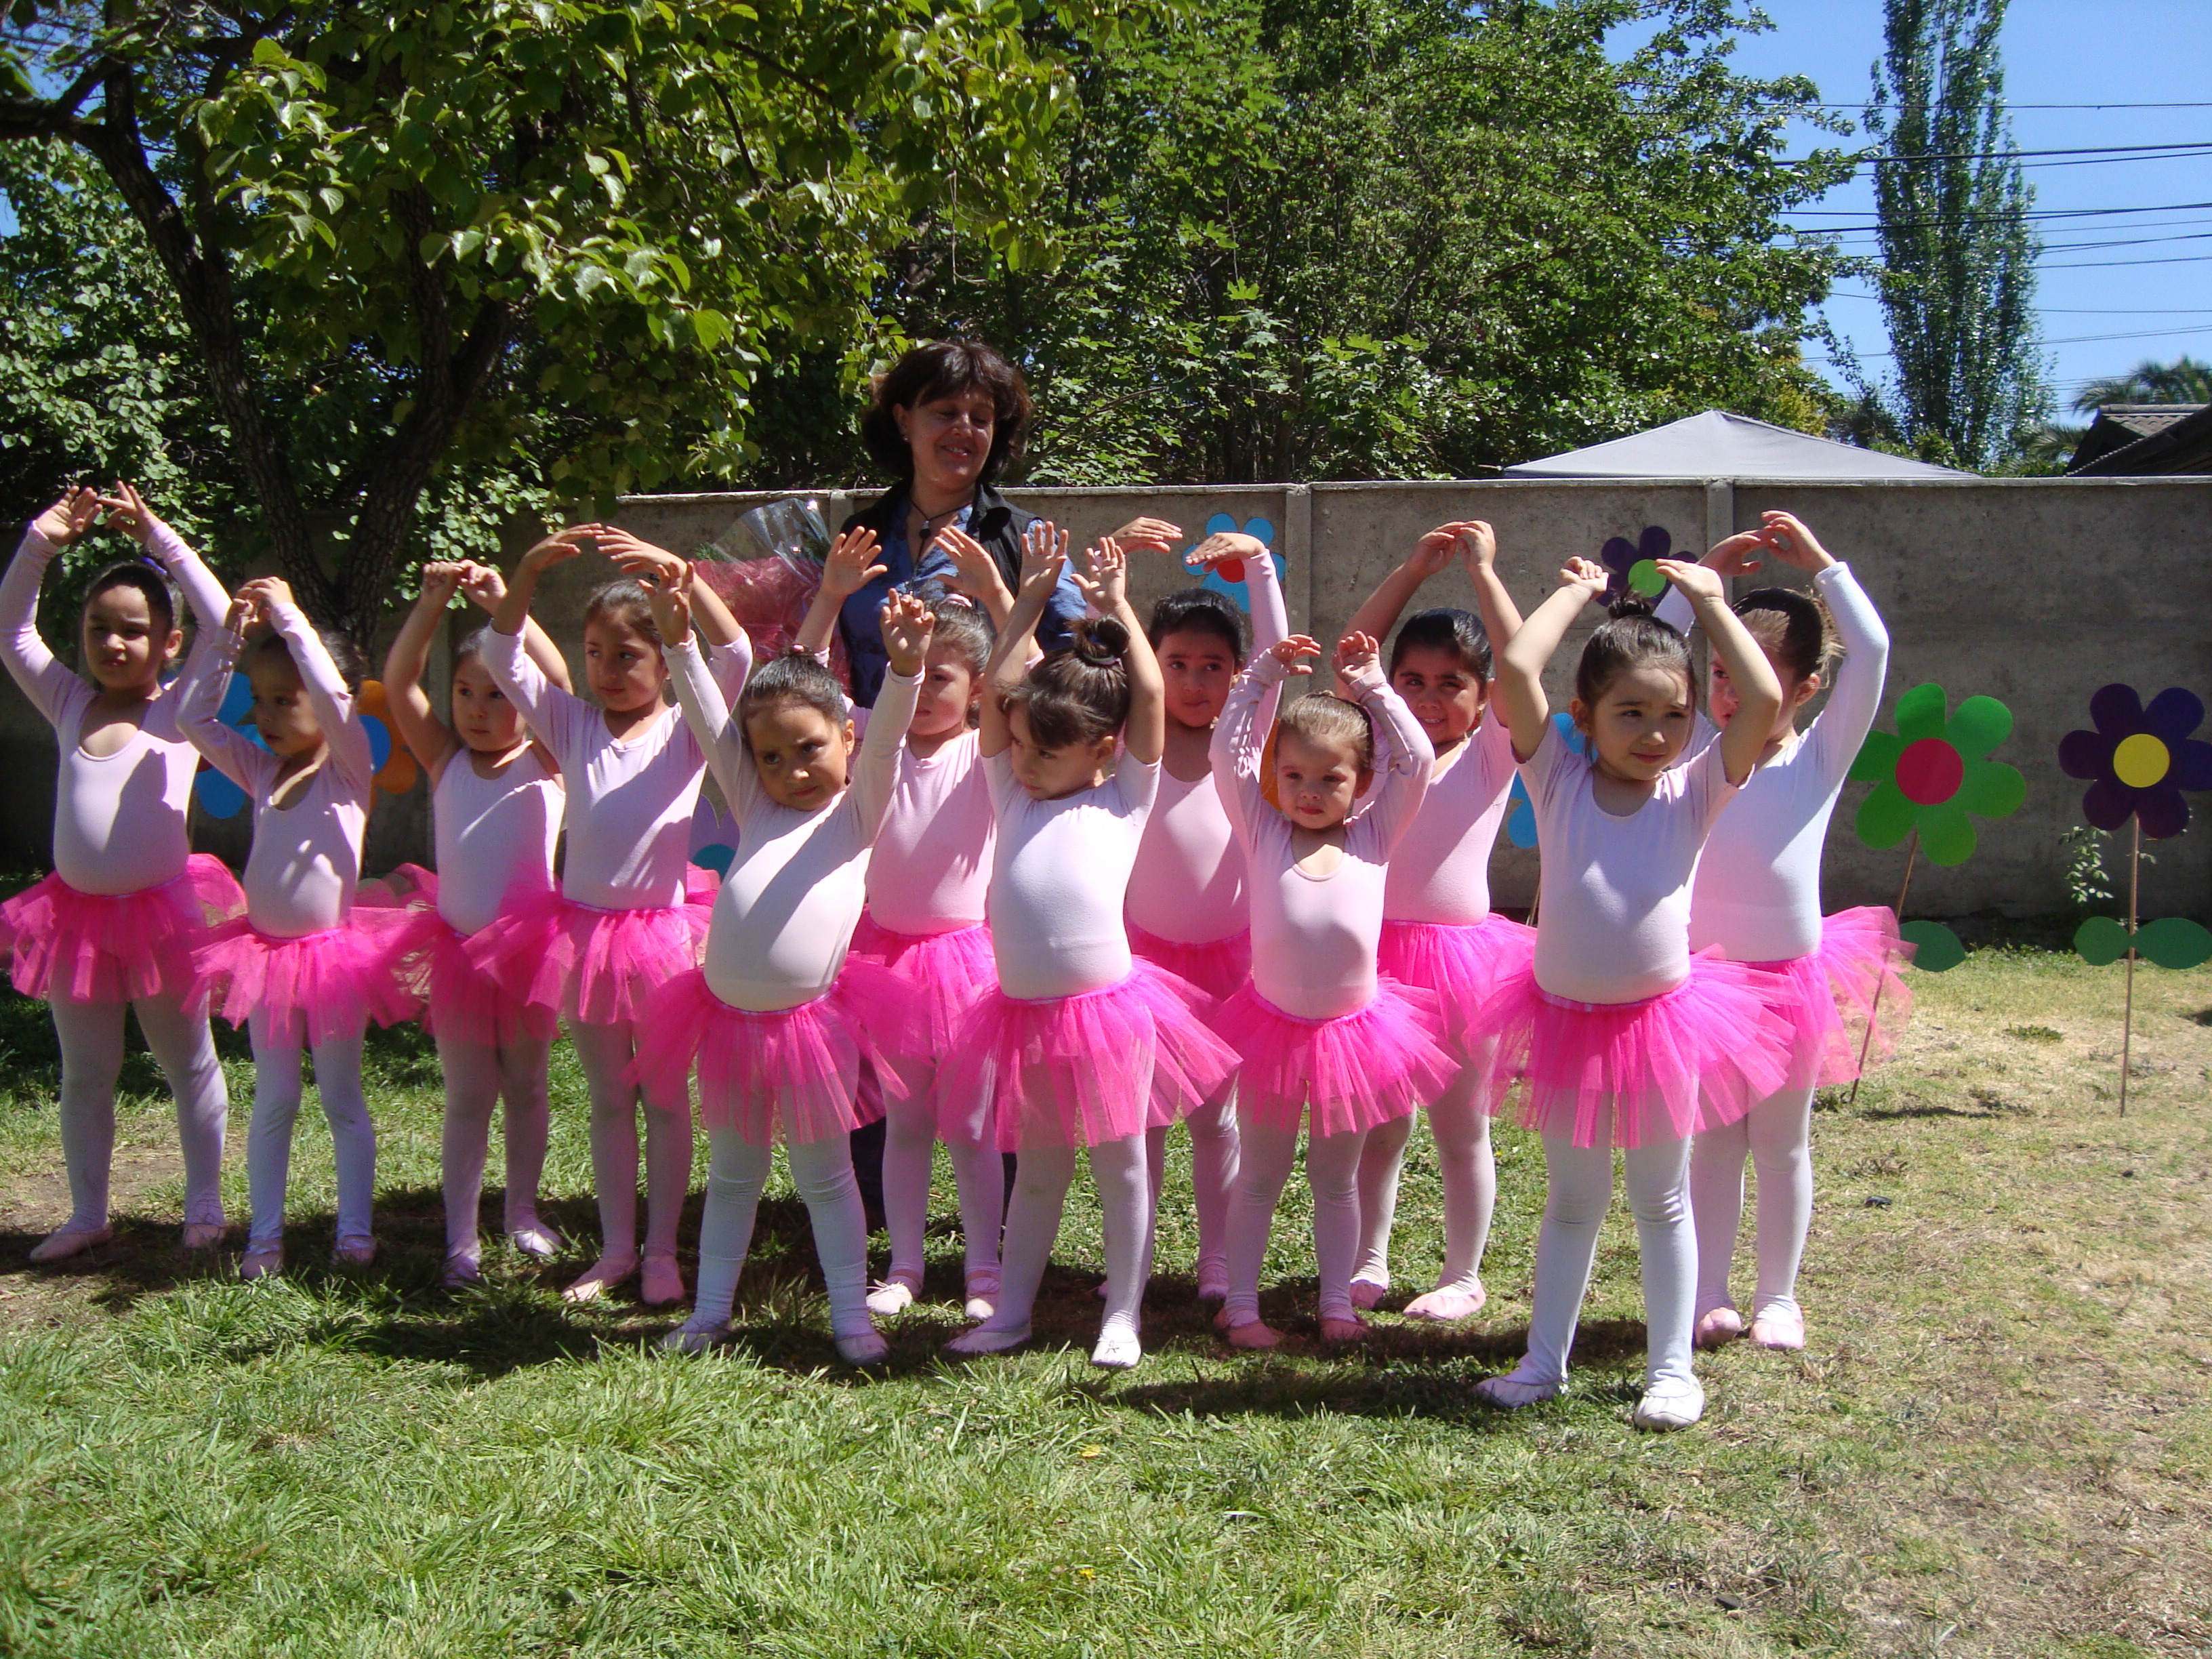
746, 0, 1856, 485
2070, 356, 2212, 413
1863, 0, 2047, 472
0, 0, 1102, 640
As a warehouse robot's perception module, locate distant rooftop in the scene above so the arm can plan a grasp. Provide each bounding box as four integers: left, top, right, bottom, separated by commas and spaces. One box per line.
2068, 403, 2212, 476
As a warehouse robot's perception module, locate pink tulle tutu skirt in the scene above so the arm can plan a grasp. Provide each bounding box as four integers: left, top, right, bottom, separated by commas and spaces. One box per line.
463, 871, 716, 1028
1126, 920, 1252, 1003
945, 962, 1240, 1152
627, 961, 916, 1145
191, 907, 420, 1047
1479, 949, 1794, 1149
385, 867, 558, 1049
1, 855, 243, 1006
850, 914, 1000, 1139
1753, 906, 1915, 1090
1377, 915, 1537, 1071
1212, 980, 1459, 1137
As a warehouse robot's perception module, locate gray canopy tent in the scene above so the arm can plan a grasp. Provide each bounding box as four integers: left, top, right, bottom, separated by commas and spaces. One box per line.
1504, 410, 1971, 479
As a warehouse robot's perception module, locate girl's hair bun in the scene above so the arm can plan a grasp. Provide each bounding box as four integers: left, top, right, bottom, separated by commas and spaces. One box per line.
1069, 615, 1129, 665
1605, 589, 1659, 621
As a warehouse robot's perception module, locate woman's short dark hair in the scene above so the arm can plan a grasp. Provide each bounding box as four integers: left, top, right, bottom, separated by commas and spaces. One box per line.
738, 651, 849, 743
860, 340, 1032, 485
1573, 596, 1693, 716
1147, 588, 1248, 662
1001, 617, 1130, 748
82, 561, 178, 642
1389, 607, 1491, 682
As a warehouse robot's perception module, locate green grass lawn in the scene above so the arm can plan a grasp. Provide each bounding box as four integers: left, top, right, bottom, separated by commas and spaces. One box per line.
1, 946, 2209, 1657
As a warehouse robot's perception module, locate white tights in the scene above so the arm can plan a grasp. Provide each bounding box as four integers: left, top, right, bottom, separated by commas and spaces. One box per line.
692, 1127, 874, 1340
1351, 1063, 1495, 1294
568, 1019, 693, 1264
973, 1135, 1151, 1346
435, 1033, 554, 1261
1143, 1080, 1240, 1284
878, 1065, 1004, 1294
1505, 1112, 1694, 1393
1222, 1116, 1370, 1326
1689, 1084, 1815, 1321
49, 992, 228, 1231
246, 1008, 374, 1250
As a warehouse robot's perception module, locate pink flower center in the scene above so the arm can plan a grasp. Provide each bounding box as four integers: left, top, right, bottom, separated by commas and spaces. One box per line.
1896, 737, 1964, 806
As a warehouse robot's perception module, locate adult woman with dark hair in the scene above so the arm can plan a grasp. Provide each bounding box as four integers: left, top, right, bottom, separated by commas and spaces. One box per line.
838, 340, 1179, 707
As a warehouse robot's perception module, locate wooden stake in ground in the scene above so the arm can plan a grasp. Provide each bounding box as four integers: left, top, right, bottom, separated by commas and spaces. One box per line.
1847, 828, 1921, 1111
2120, 817, 2139, 1117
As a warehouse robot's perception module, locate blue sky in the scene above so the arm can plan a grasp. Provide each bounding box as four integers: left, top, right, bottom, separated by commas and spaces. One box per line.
1672, 0, 2212, 413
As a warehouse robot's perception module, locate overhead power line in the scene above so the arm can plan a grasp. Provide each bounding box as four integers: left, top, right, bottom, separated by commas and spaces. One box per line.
1784, 197, 2212, 222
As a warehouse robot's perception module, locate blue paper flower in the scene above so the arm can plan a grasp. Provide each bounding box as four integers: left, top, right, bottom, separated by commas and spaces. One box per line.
1188, 514, 1284, 613
1502, 713, 1584, 848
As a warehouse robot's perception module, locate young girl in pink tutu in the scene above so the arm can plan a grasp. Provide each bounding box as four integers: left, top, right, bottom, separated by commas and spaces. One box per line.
1210, 630, 1457, 1348
794, 527, 1010, 1321
1651, 512, 1902, 1353
1338, 519, 1532, 1324
943, 529, 1238, 1370
470, 526, 750, 1306
382, 560, 576, 1285
1, 485, 241, 1261
1474, 554, 1789, 1431
182, 577, 418, 1276
638, 581, 934, 1365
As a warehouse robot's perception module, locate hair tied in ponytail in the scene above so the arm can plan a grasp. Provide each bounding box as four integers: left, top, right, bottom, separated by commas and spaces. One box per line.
1070, 615, 1130, 666
1605, 590, 1660, 622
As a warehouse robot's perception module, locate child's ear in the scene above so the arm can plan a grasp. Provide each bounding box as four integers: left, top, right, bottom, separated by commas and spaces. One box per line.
1795, 672, 1822, 709
1355, 764, 1376, 797
1568, 697, 1593, 735
842, 718, 857, 750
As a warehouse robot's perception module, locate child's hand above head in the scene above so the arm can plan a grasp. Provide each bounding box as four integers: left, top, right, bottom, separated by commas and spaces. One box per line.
1109, 516, 1184, 556
1334, 630, 1382, 687
1455, 520, 1498, 575
1073, 535, 1128, 615
647, 580, 693, 647
1755, 510, 1836, 573
33, 487, 102, 546
1267, 634, 1323, 676
928, 525, 1009, 609
821, 527, 887, 600
520, 526, 593, 573
1185, 529, 1267, 573
596, 527, 692, 593
239, 576, 295, 619
1404, 525, 1462, 581
1560, 556, 1610, 601
1700, 529, 1767, 577
880, 590, 936, 678
1017, 520, 1069, 600
418, 562, 469, 607
96, 481, 167, 550
222, 593, 255, 636
1655, 558, 1725, 607
455, 560, 509, 611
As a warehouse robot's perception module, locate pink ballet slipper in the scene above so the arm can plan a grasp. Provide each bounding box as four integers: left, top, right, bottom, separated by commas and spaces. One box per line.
1404, 1284, 1488, 1323
1, 854, 243, 1006
180, 1222, 227, 1252
1349, 1277, 1389, 1311
1479, 948, 1795, 1149
384, 869, 559, 1048
1319, 1316, 1370, 1344
1126, 920, 1252, 1003
945, 1323, 1030, 1356
1633, 1378, 1706, 1431
562, 1254, 638, 1302
639, 1250, 687, 1307
1695, 1305, 1746, 1349
628, 963, 914, 1147
332, 1237, 376, 1267
464, 887, 708, 1028
506, 1221, 562, 1259
1193, 1259, 1229, 1303
663, 1319, 731, 1355
836, 1327, 890, 1366
1090, 1323, 1143, 1370
1212, 979, 1457, 1137
866, 1278, 918, 1317
1475, 1373, 1560, 1409
944, 962, 1239, 1152
441, 1252, 483, 1288
962, 1272, 1000, 1322
1378, 914, 1536, 1070
28, 1223, 110, 1263
192, 910, 420, 1046
1749, 1305, 1806, 1351
1753, 907, 1915, 1089
1220, 1315, 1282, 1350
239, 1246, 285, 1282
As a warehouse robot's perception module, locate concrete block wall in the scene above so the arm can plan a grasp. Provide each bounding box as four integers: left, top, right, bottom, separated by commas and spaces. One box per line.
4, 476, 2207, 920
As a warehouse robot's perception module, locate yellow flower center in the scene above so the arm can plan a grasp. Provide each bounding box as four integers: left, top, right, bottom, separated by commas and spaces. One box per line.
2113, 732, 2170, 790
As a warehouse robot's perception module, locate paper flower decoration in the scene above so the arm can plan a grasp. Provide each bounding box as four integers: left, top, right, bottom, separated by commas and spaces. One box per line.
2057, 684, 2212, 841
1897, 920, 1965, 973
1600, 526, 1673, 602
1503, 713, 1584, 848
1187, 513, 1282, 609
2075, 914, 2212, 972
1849, 684, 2026, 865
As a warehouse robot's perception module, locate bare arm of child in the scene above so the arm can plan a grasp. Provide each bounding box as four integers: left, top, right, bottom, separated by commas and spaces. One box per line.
383, 563, 466, 783
1496, 558, 1610, 762
1655, 559, 1782, 786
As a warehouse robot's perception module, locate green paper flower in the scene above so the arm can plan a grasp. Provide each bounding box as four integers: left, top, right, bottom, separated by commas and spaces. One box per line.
1899, 920, 1965, 972
1849, 683, 2026, 866
2074, 915, 2212, 972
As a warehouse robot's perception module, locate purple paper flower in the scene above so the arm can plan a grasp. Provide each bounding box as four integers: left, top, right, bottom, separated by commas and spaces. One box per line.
1599, 526, 1672, 602
2057, 684, 2212, 840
